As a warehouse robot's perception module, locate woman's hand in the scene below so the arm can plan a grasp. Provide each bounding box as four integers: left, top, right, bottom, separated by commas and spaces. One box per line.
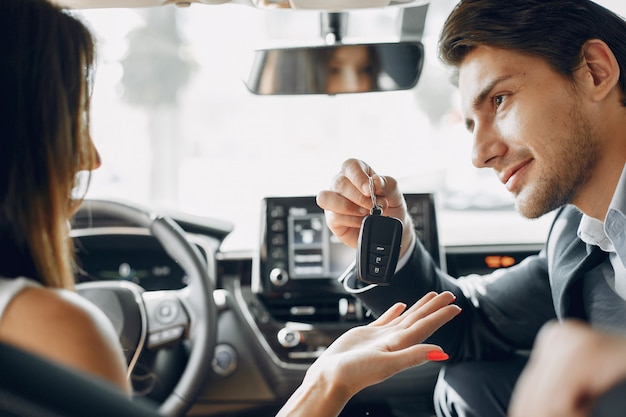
276, 291, 461, 417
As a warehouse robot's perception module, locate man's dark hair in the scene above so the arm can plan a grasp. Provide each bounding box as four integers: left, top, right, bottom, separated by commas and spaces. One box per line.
438, 0, 626, 105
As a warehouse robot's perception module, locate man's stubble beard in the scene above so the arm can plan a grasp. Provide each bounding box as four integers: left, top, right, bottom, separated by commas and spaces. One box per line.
513, 103, 599, 219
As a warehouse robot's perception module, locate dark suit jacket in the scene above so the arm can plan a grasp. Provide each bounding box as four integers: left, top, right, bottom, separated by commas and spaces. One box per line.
350, 204, 608, 361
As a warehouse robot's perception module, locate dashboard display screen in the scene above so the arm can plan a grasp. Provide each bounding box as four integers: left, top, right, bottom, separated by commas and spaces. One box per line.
257, 194, 440, 295
73, 233, 188, 291
258, 197, 355, 292
287, 209, 354, 279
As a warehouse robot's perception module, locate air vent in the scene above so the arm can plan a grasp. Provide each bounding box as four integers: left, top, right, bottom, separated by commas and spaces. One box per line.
260, 294, 366, 323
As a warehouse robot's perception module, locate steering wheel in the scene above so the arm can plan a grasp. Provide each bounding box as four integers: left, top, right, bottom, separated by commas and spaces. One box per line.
72, 199, 217, 417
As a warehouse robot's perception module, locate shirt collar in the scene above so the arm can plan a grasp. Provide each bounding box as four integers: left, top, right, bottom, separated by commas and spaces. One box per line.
577, 162, 626, 253
578, 214, 614, 252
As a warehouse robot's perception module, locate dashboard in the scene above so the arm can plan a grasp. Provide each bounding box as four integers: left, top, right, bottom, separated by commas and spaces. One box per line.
256, 194, 442, 294
74, 232, 190, 291
71, 196, 542, 417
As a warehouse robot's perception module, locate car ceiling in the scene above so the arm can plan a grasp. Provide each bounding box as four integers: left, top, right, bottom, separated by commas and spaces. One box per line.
54, 0, 428, 11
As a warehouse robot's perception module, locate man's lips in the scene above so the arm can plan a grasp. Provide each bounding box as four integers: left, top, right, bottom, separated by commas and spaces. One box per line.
500, 160, 532, 192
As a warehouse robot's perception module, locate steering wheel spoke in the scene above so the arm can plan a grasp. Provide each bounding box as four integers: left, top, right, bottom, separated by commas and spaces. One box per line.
143, 291, 189, 349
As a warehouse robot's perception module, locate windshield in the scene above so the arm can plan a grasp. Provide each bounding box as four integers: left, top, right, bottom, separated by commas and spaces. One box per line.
75, 1, 626, 251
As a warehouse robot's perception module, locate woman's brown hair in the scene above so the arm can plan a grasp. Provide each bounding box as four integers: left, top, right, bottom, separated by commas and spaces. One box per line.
0, 0, 97, 288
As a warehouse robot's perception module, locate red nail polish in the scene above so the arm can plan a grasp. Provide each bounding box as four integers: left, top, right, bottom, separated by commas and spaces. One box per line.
426, 351, 449, 361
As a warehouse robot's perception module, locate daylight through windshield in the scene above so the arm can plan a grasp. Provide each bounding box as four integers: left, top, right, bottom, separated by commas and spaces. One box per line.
76, 0, 625, 251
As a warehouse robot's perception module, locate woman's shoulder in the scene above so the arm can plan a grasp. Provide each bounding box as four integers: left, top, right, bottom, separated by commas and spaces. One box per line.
0, 276, 41, 316
0, 279, 130, 393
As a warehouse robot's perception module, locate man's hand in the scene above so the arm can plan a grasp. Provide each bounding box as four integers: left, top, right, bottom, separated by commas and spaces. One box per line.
316, 158, 414, 258
509, 320, 626, 417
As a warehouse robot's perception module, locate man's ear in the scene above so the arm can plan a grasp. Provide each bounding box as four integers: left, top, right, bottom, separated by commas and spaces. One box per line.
579, 39, 620, 102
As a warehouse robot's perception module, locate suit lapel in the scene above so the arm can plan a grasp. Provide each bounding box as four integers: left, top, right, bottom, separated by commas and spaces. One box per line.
548, 206, 609, 319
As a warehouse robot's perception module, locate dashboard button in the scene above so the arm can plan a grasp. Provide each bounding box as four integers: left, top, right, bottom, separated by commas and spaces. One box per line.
156, 300, 180, 324
211, 344, 238, 377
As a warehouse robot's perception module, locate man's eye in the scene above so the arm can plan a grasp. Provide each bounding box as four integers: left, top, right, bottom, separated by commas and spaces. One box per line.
494, 95, 506, 108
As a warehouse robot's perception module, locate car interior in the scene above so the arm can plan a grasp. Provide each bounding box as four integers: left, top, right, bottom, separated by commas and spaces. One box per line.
3, 0, 625, 416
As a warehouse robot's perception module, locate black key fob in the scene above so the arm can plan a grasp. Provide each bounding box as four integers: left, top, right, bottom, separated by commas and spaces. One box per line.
356, 207, 403, 286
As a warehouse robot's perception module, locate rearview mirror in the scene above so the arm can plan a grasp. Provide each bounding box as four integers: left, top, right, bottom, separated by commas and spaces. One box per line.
245, 41, 424, 95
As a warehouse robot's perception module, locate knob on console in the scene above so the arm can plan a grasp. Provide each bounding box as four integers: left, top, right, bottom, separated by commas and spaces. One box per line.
269, 267, 289, 286
277, 327, 302, 348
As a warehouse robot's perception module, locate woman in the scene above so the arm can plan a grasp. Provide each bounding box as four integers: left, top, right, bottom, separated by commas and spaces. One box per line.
0, 0, 130, 393
0, 1, 460, 415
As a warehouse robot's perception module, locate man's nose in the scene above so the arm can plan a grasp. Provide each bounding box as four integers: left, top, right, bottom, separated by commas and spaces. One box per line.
471, 122, 506, 168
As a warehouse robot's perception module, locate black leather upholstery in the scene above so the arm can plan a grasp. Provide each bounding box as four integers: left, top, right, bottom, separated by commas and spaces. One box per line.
0, 342, 159, 417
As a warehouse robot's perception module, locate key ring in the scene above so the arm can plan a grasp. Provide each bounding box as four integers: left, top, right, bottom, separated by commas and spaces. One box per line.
369, 176, 382, 215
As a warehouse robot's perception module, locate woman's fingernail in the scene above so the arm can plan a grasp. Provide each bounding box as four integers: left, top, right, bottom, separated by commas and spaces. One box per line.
426, 351, 449, 361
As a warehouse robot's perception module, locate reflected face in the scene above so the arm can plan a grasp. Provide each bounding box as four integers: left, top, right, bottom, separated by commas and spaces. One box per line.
458, 46, 599, 218
326, 45, 376, 94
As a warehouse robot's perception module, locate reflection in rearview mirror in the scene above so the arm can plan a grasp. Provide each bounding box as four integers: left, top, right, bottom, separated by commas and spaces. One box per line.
245, 42, 424, 95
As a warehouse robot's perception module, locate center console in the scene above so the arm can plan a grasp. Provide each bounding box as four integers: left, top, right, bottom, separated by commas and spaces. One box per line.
242, 194, 441, 368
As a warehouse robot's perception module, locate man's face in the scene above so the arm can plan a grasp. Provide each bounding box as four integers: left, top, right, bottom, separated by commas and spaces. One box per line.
458, 46, 599, 218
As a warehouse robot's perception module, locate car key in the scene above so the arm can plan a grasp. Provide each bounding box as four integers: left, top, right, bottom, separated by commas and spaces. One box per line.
356, 176, 403, 285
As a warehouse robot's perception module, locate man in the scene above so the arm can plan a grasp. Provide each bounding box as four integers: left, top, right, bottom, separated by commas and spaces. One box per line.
316, 0, 626, 415
509, 320, 626, 417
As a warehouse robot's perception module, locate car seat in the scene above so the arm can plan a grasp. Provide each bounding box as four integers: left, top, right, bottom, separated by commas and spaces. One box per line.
0, 341, 159, 417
